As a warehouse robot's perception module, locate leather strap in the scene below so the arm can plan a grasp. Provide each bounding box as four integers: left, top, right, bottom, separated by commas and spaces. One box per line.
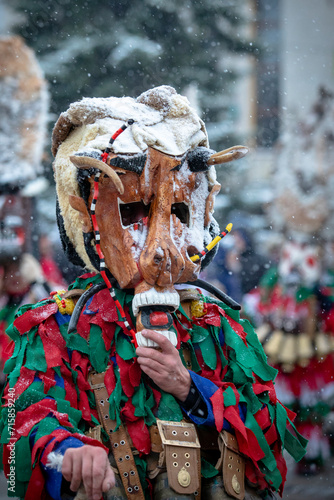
89, 371, 145, 500
218, 431, 245, 500
156, 419, 201, 496
149, 424, 163, 453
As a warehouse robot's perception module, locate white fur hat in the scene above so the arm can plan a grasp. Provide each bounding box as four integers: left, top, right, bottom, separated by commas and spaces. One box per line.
52, 86, 212, 270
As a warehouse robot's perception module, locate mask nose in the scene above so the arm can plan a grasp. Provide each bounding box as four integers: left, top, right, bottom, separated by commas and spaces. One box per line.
139, 150, 185, 287
140, 225, 185, 287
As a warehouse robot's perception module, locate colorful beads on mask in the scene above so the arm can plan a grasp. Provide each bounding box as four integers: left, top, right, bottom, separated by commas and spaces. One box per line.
190, 223, 233, 263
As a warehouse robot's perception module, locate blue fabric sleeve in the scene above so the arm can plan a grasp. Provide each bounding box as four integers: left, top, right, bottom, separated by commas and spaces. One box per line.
180, 371, 217, 426
42, 435, 84, 500
181, 371, 246, 430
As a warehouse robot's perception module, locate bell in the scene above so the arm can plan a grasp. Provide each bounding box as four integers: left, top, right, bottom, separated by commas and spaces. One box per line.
202, 475, 231, 500
153, 472, 197, 499
202, 475, 264, 499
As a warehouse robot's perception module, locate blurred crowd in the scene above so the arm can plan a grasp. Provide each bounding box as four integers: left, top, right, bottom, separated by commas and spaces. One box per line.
203, 226, 334, 477
0, 196, 83, 387
0, 35, 85, 391
202, 227, 270, 304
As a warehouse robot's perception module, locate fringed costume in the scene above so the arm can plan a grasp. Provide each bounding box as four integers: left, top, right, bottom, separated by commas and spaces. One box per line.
0, 86, 306, 499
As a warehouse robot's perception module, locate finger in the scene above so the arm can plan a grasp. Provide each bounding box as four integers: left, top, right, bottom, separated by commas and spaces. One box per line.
102, 465, 116, 492
82, 452, 93, 499
139, 364, 165, 381
136, 346, 164, 361
62, 449, 74, 483
91, 453, 107, 500
137, 356, 167, 373
140, 330, 175, 352
69, 451, 83, 492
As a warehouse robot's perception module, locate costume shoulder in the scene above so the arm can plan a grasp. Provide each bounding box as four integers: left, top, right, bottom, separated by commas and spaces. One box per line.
0, 272, 107, 499
4, 273, 101, 378
7, 272, 101, 333
179, 289, 278, 383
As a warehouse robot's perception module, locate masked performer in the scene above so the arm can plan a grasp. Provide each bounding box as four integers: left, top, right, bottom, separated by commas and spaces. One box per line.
0, 36, 51, 386
0, 86, 306, 500
245, 87, 334, 476
0, 195, 54, 387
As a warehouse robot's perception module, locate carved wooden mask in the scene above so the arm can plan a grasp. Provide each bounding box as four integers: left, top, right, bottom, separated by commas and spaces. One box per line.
70, 146, 220, 294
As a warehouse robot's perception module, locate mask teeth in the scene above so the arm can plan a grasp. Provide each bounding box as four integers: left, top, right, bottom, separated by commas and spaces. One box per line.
132, 289, 180, 317
136, 330, 177, 348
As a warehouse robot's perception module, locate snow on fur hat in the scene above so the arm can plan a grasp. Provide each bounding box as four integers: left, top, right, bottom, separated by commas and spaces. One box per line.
0, 36, 48, 192
52, 86, 220, 270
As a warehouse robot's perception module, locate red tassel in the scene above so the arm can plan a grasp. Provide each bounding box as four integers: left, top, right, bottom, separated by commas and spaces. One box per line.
116, 354, 135, 397
25, 463, 46, 500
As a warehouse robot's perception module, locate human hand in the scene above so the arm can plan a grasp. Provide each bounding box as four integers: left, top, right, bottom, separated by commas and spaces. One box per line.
62, 445, 115, 500
136, 329, 191, 401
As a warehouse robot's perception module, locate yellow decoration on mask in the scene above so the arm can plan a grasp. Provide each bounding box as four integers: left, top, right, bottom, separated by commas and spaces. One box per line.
190, 300, 206, 318
54, 291, 75, 315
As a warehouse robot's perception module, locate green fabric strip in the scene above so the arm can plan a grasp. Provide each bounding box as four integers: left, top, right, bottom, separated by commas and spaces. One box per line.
201, 457, 219, 478
284, 420, 308, 462
68, 273, 103, 292
108, 368, 124, 429
25, 335, 47, 373
89, 324, 109, 372
13, 436, 30, 481
245, 411, 277, 474
60, 323, 89, 354
115, 326, 136, 360
157, 391, 183, 421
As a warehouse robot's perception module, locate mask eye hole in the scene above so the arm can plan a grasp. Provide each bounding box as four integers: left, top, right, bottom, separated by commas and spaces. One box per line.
171, 203, 189, 226
120, 201, 150, 227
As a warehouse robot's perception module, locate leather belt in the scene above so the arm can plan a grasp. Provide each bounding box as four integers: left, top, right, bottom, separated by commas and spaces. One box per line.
89, 371, 145, 500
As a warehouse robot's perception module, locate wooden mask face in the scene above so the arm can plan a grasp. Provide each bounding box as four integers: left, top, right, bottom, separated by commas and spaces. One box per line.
80, 147, 218, 293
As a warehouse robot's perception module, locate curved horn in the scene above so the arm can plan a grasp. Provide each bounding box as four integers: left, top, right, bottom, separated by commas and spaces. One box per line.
69, 155, 124, 195
207, 145, 249, 165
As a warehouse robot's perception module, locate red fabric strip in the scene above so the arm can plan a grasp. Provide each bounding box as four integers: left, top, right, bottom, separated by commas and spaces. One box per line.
127, 418, 150, 455
14, 303, 58, 335
210, 388, 224, 432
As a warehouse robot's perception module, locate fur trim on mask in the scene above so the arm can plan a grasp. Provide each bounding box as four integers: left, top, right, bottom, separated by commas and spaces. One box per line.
53, 126, 96, 271
56, 198, 85, 268
201, 218, 220, 270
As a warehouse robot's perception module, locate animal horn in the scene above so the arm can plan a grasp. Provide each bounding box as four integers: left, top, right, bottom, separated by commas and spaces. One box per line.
69, 155, 124, 195
207, 145, 249, 165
